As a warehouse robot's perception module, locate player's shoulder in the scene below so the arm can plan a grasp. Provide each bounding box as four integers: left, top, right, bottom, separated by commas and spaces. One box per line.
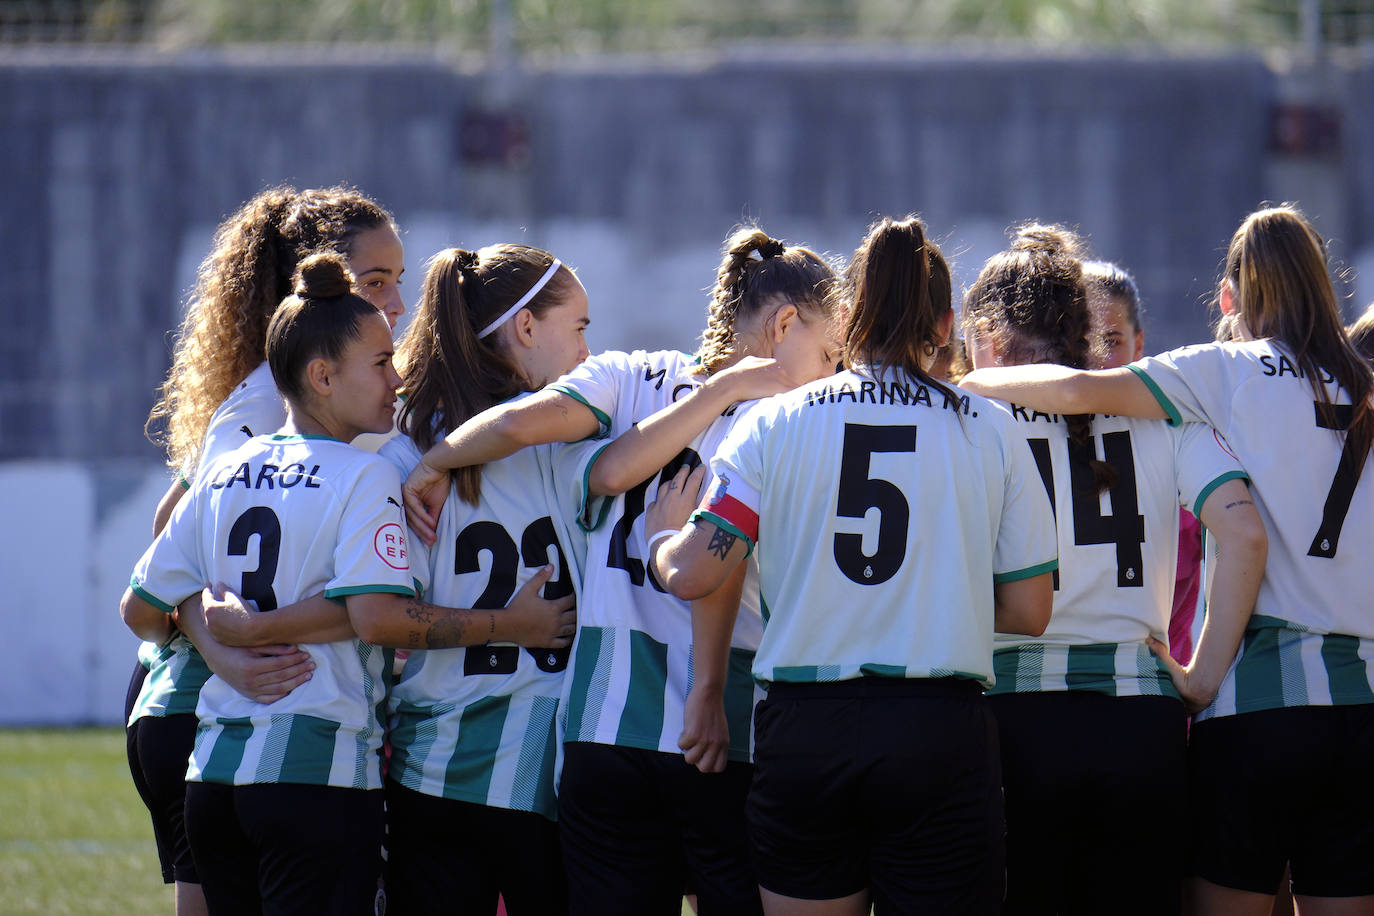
377, 432, 424, 476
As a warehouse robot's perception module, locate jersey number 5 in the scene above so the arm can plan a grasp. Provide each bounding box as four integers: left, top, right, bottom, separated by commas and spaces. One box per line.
833, 423, 916, 586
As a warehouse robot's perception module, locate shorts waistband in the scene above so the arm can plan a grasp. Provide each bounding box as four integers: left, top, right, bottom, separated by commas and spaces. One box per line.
765, 675, 984, 701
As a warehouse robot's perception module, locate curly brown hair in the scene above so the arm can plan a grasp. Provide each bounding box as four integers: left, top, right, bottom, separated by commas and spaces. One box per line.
146, 186, 395, 473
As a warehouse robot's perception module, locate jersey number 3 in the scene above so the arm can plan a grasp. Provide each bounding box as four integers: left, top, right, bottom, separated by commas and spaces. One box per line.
228, 507, 281, 612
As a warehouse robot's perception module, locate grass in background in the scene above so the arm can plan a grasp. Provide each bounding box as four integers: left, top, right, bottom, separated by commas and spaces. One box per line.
0, 728, 169, 915
2, 728, 698, 914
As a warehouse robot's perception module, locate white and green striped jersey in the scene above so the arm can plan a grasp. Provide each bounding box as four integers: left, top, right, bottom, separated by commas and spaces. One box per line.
1131, 341, 1374, 717
989, 412, 1246, 697
377, 417, 587, 821
550, 350, 765, 762
701, 368, 1058, 688
129, 362, 288, 727
129, 434, 415, 788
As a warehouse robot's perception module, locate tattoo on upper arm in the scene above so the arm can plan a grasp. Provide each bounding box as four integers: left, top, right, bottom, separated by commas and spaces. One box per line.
707, 526, 738, 561
404, 602, 436, 626
1224, 499, 1254, 510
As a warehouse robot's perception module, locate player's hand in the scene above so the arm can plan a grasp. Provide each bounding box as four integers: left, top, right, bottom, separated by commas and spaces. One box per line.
501, 565, 577, 649
644, 464, 708, 540
1146, 636, 1214, 715
207, 644, 315, 705
403, 459, 449, 547
678, 683, 729, 774
707, 355, 799, 403
203, 583, 262, 647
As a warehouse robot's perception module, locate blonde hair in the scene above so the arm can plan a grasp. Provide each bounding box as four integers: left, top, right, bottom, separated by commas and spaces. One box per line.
696, 227, 839, 374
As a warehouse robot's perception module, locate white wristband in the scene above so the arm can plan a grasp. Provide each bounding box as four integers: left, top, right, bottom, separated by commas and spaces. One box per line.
647, 528, 681, 549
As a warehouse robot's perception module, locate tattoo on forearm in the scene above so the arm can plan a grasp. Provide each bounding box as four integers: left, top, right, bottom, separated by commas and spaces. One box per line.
404, 602, 436, 625
707, 527, 738, 561
426, 615, 467, 649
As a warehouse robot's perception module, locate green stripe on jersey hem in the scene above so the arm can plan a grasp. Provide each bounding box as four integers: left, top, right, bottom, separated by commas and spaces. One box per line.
993, 558, 1058, 584
578, 441, 616, 533
1127, 364, 1182, 426
1193, 470, 1250, 516
548, 386, 612, 438
690, 510, 754, 558
323, 584, 416, 599
268, 432, 341, 443
614, 631, 669, 747
859, 663, 909, 678
130, 579, 177, 614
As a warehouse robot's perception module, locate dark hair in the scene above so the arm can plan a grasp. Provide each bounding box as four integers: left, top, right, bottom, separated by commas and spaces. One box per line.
1349, 303, 1374, 366
1225, 205, 1373, 472
963, 223, 1114, 492
697, 227, 840, 373
1082, 260, 1143, 330
843, 215, 959, 405
266, 253, 381, 404
396, 244, 579, 505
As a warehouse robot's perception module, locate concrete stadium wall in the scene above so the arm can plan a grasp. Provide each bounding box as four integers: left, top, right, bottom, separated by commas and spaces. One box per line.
0, 47, 1369, 723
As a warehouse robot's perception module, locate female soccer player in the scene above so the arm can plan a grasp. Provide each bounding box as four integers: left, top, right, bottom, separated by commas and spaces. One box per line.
1083, 259, 1209, 667
963, 225, 1265, 913
374, 244, 591, 914
120, 254, 572, 915
962, 205, 1374, 914
403, 226, 843, 915
125, 185, 406, 916
648, 215, 1057, 915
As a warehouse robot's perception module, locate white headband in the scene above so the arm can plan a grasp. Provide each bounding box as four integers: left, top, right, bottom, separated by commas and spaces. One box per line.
477, 259, 562, 339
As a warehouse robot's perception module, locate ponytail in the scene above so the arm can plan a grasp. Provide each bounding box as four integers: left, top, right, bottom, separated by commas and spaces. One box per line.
964, 223, 1115, 493
397, 244, 577, 505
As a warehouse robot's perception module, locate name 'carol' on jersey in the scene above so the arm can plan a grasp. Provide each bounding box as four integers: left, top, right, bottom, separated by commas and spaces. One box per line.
129, 433, 415, 790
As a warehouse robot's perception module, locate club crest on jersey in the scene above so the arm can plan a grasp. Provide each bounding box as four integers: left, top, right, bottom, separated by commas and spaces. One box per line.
708, 474, 730, 507
374, 523, 409, 570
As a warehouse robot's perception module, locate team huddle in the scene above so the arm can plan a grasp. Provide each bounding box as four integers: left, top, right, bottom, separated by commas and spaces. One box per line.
119, 185, 1374, 916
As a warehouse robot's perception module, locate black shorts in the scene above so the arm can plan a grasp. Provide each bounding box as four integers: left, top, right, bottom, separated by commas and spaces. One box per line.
558, 742, 761, 916
748, 677, 1003, 913
989, 691, 1188, 915
126, 711, 199, 885
1190, 704, 1374, 897
385, 780, 566, 915
184, 781, 385, 916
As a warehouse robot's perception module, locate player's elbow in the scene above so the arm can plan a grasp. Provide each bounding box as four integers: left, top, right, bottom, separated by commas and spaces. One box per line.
993, 572, 1054, 637
661, 564, 717, 602
588, 458, 641, 497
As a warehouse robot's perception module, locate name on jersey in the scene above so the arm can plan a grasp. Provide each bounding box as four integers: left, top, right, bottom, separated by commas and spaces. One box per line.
209, 461, 323, 491
803, 378, 973, 415
1010, 404, 1065, 425
642, 364, 740, 416
1258, 353, 1336, 384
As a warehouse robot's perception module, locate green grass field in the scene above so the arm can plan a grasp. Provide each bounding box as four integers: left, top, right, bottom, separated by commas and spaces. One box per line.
0, 727, 698, 914
0, 728, 170, 915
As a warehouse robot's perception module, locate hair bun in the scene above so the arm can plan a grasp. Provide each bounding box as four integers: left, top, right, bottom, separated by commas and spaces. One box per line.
1010, 223, 1081, 258
293, 251, 354, 300
757, 238, 786, 259
454, 249, 481, 271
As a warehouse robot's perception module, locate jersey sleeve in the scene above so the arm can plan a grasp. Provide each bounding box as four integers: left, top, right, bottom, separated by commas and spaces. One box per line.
1172, 423, 1249, 517
992, 426, 1059, 583
693, 402, 770, 553
325, 458, 417, 600
547, 350, 635, 437
129, 482, 206, 613
555, 438, 616, 533
377, 435, 432, 597
1128, 344, 1233, 430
